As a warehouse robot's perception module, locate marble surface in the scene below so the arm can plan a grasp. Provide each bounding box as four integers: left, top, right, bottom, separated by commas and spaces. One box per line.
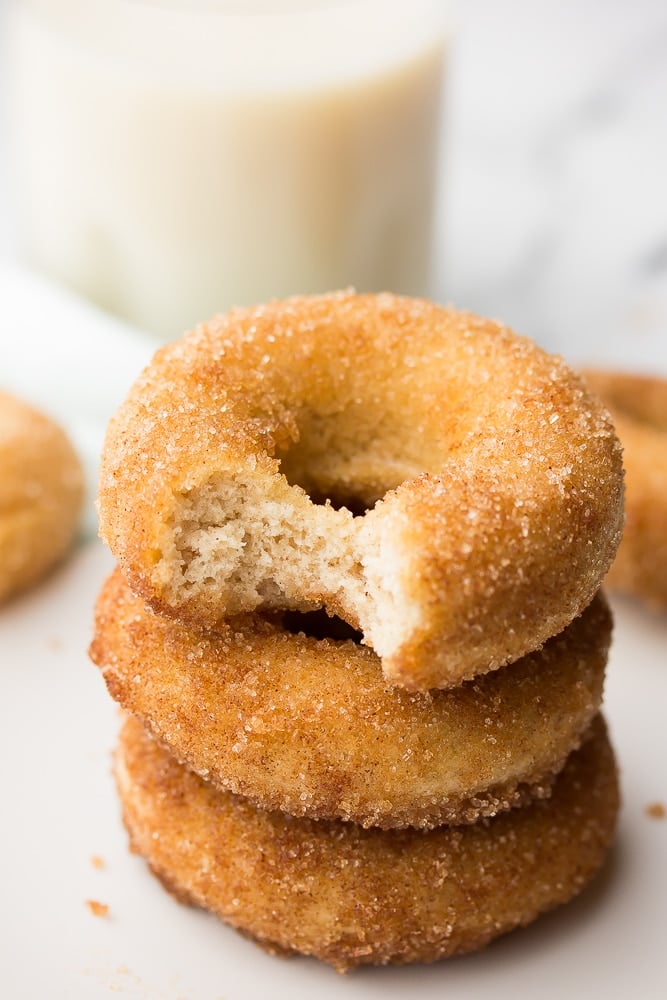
440, 0, 667, 368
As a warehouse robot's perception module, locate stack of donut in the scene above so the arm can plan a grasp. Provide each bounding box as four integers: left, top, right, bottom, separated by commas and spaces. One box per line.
91, 293, 625, 972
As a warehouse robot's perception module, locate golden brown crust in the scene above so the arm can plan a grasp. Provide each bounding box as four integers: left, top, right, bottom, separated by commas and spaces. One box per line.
583, 370, 667, 609
116, 714, 619, 972
98, 293, 623, 689
0, 390, 84, 604
92, 569, 611, 829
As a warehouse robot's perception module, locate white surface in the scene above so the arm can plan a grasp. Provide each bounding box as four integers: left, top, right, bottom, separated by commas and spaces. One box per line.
0, 543, 666, 1000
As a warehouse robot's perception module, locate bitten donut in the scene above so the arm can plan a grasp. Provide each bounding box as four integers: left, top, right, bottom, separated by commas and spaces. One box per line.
116, 714, 619, 972
92, 570, 611, 829
0, 391, 84, 604
98, 293, 623, 689
584, 370, 667, 609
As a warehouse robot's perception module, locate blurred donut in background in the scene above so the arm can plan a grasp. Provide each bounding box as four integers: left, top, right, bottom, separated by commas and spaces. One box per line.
0, 390, 84, 604
583, 370, 667, 610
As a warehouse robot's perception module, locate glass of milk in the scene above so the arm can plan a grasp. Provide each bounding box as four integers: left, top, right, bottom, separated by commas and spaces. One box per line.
8, 0, 447, 340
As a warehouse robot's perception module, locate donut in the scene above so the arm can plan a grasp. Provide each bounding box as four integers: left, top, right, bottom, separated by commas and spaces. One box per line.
116, 714, 619, 972
0, 390, 84, 604
98, 293, 623, 690
91, 569, 611, 829
583, 370, 667, 609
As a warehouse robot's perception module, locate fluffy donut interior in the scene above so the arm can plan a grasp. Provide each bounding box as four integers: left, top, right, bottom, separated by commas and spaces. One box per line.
167, 437, 417, 661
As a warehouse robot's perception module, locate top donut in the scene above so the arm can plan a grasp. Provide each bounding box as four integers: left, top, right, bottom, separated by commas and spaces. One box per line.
98, 292, 623, 690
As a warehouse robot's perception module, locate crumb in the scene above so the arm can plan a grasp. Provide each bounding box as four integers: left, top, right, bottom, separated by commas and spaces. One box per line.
86, 899, 109, 917
90, 854, 106, 870
645, 802, 666, 820
47, 636, 63, 652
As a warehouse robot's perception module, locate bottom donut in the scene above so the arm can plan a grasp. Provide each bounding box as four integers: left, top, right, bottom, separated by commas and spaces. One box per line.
116, 714, 619, 973
115, 716, 619, 972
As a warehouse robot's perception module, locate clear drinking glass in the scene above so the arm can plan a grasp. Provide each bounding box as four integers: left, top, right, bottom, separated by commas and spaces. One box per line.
8, 0, 447, 340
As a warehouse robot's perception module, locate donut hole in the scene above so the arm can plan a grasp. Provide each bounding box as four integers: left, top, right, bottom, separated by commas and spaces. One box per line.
281, 608, 363, 644
276, 414, 420, 517
299, 491, 371, 517
277, 446, 382, 516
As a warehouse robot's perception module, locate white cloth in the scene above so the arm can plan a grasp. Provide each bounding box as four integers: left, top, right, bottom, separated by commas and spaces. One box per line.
1, 262, 156, 536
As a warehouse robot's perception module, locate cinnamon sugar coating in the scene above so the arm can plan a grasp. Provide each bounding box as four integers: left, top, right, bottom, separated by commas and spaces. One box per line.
116, 714, 619, 972
98, 293, 623, 689
583, 370, 667, 609
0, 391, 84, 603
92, 570, 611, 830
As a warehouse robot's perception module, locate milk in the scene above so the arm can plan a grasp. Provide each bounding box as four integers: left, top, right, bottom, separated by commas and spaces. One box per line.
8, 1, 446, 340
